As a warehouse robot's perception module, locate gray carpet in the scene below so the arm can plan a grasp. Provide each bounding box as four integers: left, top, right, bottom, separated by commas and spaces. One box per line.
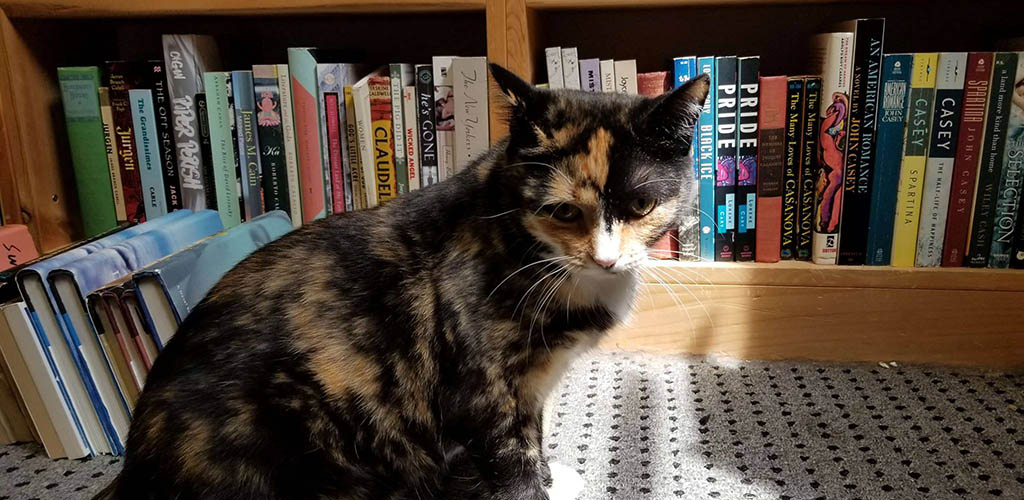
2, 351, 1022, 499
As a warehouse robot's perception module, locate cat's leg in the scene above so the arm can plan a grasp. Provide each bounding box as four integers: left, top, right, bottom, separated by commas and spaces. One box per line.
465, 404, 548, 500
536, 408, 553, 488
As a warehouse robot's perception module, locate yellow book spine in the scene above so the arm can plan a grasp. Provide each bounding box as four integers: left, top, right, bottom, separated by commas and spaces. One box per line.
368, 76, 397, 203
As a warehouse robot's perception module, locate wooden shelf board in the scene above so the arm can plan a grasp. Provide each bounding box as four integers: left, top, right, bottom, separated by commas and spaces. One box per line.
640, 260, 1024, 292
0, 0, 485, 18
525, 0, 868, 9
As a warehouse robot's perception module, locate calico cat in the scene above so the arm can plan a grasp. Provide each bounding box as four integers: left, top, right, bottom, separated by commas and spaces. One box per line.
98, 64, 709, 500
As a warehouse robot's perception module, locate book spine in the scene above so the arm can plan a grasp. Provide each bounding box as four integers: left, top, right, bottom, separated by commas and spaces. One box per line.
147, 61, 182, 212
57, 67, 118, 236
545, 47, 564, 89
780, 77, 805, 259
987, 55, 1024, 268
580, 58, 601, 92
252, 65, 290, 215
673, 57, 699, 261
696, 57, 716, 261
403, 86, 421, 191
344, 86, 367, 209
735, 56, 760, 261
194, 93, 218, 211
967, 52, 1018, 266
433, 57, 455, 180
810, 33, 854, 264
453, 57, 490, 171
943, 52, 993, 267
836, 19, 885, 265
231, 71, 263, 221
390, 64, 410, 194
324, 92, 345, 212
756, 75, 787, 263
415, 65, 440, 187
276, 64, 302, 226
369, 76, 397, 203
916, 53, 967, 267
337, 68, 358, 213
866, 54, 914, 265
163, 35, 219, 212
798, 77, 822, 260
353, 80, 378, 209
98, 87, 128, 222
891, 53, 939, 267
614, 60, 638, 94
106, 62, 146, 223
561, 47, 581, 90
203, 72, 241, 228
287, 48, 326, 222
1014, 229, 1024, 268
128, 89, 169, 220
714, 56, 738, 261
600, 60, 615, 93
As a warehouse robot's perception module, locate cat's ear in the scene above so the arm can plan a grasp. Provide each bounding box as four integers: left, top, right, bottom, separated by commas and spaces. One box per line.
489, 63, 537, 111
641, 73, 711, 157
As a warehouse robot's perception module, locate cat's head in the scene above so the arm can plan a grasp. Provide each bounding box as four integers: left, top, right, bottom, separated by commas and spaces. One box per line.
490, 63, 709, 279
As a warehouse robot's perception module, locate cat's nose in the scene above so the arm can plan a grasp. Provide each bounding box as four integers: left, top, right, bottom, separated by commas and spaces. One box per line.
592, 255, 618, 269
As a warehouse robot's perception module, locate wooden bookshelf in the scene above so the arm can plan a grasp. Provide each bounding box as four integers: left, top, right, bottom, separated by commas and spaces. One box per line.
1, 0, 1022, 368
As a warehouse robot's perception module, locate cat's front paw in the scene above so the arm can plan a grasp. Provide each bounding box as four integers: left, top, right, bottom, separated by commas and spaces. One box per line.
492, 478, 549, 500
539, 455, 553, 488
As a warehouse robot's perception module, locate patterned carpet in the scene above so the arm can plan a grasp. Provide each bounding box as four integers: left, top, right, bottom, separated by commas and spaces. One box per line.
2, 351, 1022, 499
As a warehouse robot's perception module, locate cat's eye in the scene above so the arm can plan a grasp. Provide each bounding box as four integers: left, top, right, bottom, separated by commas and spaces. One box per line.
545, 203, 583, 222
627, 198, 657, 217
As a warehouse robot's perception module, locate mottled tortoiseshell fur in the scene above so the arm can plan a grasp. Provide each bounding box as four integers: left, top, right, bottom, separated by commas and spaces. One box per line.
101, 65, 708, 500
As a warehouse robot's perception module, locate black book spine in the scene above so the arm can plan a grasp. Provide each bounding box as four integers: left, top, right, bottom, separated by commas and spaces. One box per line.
1012, 223, 1024, 269
195, 92, 218, 210
148, 60, 182, 211
252, 70, 289, 214
781, 77, 805, 259
735, 56, 760, 261
714, 56, 738, 261
967, 52, 1018, 267
797, 77, 822, 260
836, 18, 885, 265
415, 65, 440, 187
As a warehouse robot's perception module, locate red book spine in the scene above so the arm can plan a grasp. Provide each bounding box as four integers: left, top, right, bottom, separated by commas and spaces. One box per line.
324, 93, 346, 213
755, 75, 787, 263
637, 71, 678, 259
942, 52, 994, 267
107, 62, 146, 223
292, 75, 325, 223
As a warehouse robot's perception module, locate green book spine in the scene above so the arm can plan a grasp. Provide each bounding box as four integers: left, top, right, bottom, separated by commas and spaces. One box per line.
203, 72, 242, 228
57, 67, 117, 237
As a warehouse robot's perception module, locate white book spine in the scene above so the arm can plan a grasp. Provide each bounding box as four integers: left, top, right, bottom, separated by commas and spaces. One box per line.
390, 64, 414, 193
453, 56, 490, 170
600, 59, 616, 92
276, 64, 302, 228
403, 86, 421, 191
561, 47, 581, 90
433, 56, 456, 180
916, 52, 968, 267
545, 47, 564, 89
352, 78, 378, 208
614, 60, 638, 95
810, 32, 854, 265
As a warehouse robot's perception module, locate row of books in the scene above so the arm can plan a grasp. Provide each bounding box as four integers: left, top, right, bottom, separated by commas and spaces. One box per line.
544, 19, 1024, 269
60, 34, 491, 237
0, 209, 292, 458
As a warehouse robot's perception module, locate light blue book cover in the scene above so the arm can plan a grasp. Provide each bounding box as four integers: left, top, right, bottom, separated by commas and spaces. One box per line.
865, 54, 913, 266
231, 71, 264, 222
696, 56, 717, 261
579, 58, 601, 92
129, 88, 168, 221
673, 56, 700, 260
133, 211, 292, 347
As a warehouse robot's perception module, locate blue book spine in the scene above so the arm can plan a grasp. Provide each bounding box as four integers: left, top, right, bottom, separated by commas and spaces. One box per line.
674, 57, 698, 172
231, 71, 264, 222
697, 56, 717, 261
865, 54, 913, 265
673, 56, 700, 261
129, 89, 168, 221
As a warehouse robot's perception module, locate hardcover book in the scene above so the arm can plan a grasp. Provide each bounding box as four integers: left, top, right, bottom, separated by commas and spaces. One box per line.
88, 287, 148, 391
433, 57, 456, 180
128, 89, 169, 221
637, 72, 678, 260
673, 56, 699, 262
403, 86, 421, 191
147, 61, 182, 212
967, 52, 1018, 267
580, 58, 601, 92
318, 63, 358, 212
696, 56, 717, 261
231, 71, 264, 222
942, 52, 994, 267
780, 77, 805, 259
545, 47, 564, 89
866, 54, 913, 265
57, 67, 118, 236
453, 57, 490, 170
756, 75, 786, 263
561, 47, 581, 90
162, 35, 221, 212
735, 56, 760, 262
892, 53, 939, 267
106, 61, 149, 223
117, 289, 159, 370
389, 64, 414, 194
835, 18, 885, 265
916, 53, 967, 267
600, 60, 615, 93
986, 54, 1024, 268
714, 56, 738, 261
275, 64, 302, 226
252, 65, 291, 216
287, 48, 332, 222
798, 78, 822, 260
98, 87, 128, 222
203, 72, 242, 228
614, 60, 638, 95
415, 65, 440, 187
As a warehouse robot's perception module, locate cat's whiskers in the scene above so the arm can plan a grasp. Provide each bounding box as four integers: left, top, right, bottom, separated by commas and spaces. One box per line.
489, 255, 570, 299
630, 177, 683, 190
639, 262, 715, 329
476, 208, 520, 219
531, 266, 573, 354
638, 264, 692, 333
